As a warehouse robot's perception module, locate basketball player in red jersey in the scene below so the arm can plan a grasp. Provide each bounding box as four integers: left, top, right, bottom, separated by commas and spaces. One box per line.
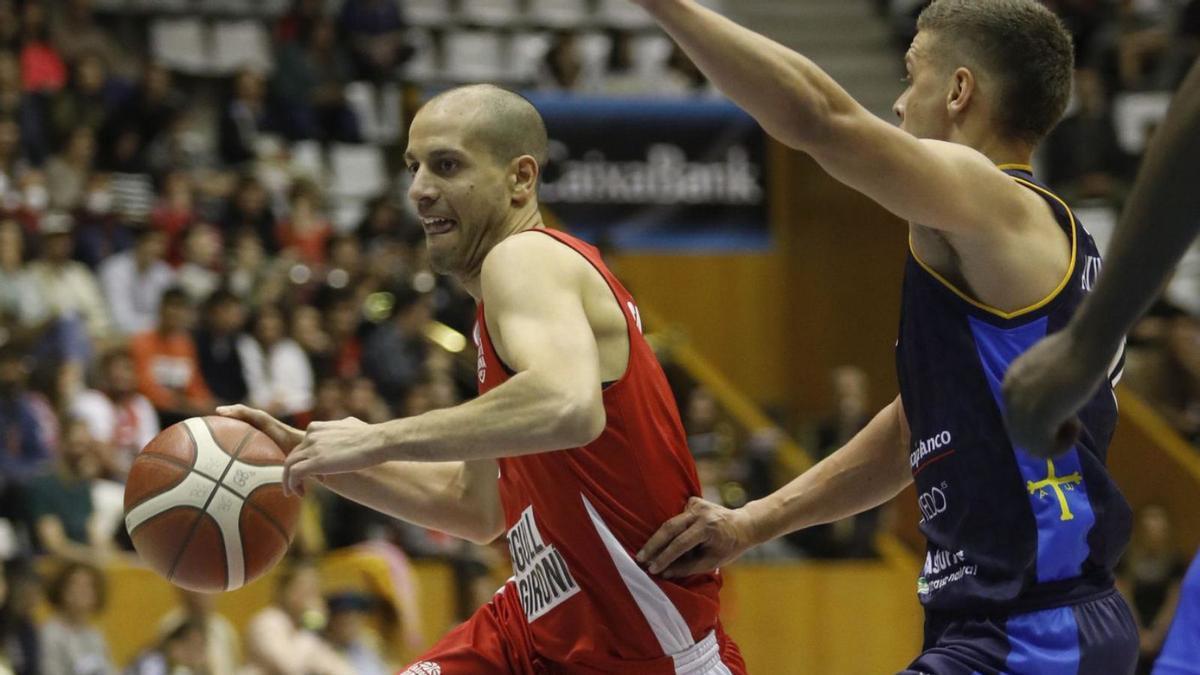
218, 84, 745, 675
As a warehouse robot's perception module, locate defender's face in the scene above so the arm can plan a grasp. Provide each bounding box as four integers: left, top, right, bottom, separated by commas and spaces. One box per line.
405, 106, 511, 279
894, 31, 951, 140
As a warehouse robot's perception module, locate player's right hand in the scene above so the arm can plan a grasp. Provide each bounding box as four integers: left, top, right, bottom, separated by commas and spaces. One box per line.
636, 497, 756, 578
216, 404, 305, 456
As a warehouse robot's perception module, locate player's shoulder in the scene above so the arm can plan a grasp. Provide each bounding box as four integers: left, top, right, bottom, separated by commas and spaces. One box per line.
482, 229, 584, 281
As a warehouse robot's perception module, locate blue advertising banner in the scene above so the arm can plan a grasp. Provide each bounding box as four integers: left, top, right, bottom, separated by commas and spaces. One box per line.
525, 94, 770, 251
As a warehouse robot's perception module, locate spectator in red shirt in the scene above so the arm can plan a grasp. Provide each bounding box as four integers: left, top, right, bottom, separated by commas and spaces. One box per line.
129, 286, 214, 426
18, 1, 64, 93
276, 179, 331, 268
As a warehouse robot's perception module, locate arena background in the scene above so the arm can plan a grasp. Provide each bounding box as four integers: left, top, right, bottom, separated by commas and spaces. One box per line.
0, 0, 1198, 673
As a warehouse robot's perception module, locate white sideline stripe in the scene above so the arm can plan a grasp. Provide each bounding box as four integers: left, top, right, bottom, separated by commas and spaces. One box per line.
580, 494, 693, 656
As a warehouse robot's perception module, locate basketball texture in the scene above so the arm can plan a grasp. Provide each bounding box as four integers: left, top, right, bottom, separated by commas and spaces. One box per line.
123, 416, 301, 593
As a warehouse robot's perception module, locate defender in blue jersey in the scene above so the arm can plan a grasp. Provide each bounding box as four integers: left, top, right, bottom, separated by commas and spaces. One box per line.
1154, 548, 1200, 675
633, 0, 1138, 672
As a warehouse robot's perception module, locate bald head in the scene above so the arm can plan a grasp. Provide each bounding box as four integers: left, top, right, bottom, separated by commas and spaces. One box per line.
421, 84, 549, 170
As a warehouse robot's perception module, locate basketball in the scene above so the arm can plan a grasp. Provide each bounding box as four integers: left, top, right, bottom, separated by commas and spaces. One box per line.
123, 416, 301, 593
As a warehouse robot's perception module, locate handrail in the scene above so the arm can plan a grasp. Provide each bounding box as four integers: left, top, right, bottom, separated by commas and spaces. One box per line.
1119, 389, 1200, 485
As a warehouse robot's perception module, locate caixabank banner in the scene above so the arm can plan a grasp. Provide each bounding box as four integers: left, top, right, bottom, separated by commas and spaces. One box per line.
527, 94, 769, 250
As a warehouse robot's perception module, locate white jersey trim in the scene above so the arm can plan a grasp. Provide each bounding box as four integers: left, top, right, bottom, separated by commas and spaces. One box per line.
580, 493, 694, 655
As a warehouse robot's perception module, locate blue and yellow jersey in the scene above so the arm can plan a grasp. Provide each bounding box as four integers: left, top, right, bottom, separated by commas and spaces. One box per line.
896, 165, 1132, 615
1154, 547, 1200, 675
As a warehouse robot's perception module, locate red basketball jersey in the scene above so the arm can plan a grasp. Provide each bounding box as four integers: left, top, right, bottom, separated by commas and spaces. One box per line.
473, 229, 728, 668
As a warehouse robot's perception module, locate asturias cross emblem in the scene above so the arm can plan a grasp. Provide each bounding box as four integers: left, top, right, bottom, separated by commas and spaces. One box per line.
1026, 459, 1083, 521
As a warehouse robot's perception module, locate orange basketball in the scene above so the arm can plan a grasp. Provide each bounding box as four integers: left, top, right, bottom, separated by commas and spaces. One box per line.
123, 416, 301, 593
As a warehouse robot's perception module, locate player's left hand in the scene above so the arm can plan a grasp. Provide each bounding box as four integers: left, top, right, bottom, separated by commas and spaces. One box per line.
636, 497, 756, 579
282, 417, 383, 496
1002, 329, 1110, 459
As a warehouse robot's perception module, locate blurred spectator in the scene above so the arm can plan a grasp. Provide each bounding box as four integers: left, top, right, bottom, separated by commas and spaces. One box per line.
0, 52, 46, 166
238, 304, 313, 421
25, 213, 111, 353
1119, 504, 1188, 673
221, 176, 278, 253
193, 289, 248, 406
0, 117, 31, 213
124, 618, 207, 675
1, 562, 42, 675
356, 195, 408, 250
324, 234, 364, 292
322, 293, 363, 379
18, 1, 65, 94
291, 305, 335, 381
98, 227, 174, 337
276, 0, 324, 44
72, 174, 132, 270
71, 346, 159, 480
24, 418, 119, 565
0, 567, 10, 675
101, 63, 183, 174
45, 127, 96, 212
48, 52, 118, 150
663, 44, 712, 96
243, 561, 354, 675
787, 365, 880, 559
226, 228, 287, 309
130, 287, 214, 425
1043, 70, 1131, 196
596, 30, 643, 96
39, 562, 114, 675
542, 31, 585, 91
272, 16, 360, 143
338, 0, 410, 82
310, 377, 347, 421
25, 357, 85, 455
0, 346, 51, 484
49, 1, 127, 79
0, 219, 48, 334
149, 172, 197, 263
175, 224, 221, 304
276, 179, 331, 267
0, 3, 17, 55
1113, 0, 1183, 89
324, 592, 388, 675
363, 285, 430, 405
344, 376, 391, 424
157, 589, 239, 675
219, 69, 278, 167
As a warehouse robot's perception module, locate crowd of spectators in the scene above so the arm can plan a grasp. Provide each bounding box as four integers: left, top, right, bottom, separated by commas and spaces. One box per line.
0, 0, 1198, 672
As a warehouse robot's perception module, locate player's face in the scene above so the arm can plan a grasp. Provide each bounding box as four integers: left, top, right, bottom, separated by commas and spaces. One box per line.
893, 31, 952, 140
405, 105, 513, 279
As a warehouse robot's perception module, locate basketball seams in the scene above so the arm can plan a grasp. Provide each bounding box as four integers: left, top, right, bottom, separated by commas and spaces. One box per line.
226, 483, 292, 542
124, 453, 198, 513
167, 424, 249, 586
126, 504, 205, 538
128, 418, 295, 592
